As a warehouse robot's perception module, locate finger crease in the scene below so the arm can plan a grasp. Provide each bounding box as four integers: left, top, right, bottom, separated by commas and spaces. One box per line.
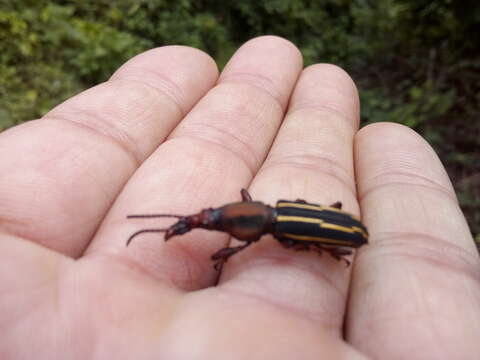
109, 70, 186, 117
364, 231, 480, 282
174, 125, 258, 176
287, 103, 357, 131
260, 154, 356, 196
220, 283, 342, 328
359, 171, 456, 202
219, 72, 285, 111
44, 116, 142, 167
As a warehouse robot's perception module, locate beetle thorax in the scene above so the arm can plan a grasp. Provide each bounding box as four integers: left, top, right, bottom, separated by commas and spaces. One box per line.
216, 201, 273, 241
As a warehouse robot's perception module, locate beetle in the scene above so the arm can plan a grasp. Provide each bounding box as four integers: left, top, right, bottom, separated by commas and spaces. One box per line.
126, 189, 368, 270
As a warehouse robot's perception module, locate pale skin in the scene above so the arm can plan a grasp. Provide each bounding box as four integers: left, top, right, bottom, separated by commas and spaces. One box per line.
0, 36, 479, 359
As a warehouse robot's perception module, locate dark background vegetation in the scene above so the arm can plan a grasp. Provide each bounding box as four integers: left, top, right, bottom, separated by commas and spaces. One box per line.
1, 0, 479, 239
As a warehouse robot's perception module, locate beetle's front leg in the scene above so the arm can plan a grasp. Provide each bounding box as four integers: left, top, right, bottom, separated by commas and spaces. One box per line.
240, 188, 253, 202
211, 242, 253, 270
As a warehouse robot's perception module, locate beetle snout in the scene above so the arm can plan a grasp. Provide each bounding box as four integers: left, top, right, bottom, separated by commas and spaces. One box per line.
165, 219, 191, 241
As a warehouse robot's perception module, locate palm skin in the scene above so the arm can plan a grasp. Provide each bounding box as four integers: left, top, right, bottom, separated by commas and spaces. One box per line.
1, 36, 479, 360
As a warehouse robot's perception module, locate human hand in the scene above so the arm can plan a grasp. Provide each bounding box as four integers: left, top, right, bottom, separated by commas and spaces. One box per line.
1, 36, 478, 359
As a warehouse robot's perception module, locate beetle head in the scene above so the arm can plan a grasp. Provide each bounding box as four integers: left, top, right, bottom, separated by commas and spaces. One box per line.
126, 208, 218, 245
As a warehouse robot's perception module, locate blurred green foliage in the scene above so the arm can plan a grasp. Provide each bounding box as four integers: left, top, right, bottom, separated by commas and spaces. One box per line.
1, 0, 479, 236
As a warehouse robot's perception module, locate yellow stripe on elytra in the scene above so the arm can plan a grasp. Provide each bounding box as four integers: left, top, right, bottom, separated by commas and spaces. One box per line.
277, 201, 361, 221
320, 223, 369, 238
276, 215, 324, 224
280, 233, 355, 246
276, 215, 368, 238
277, 201, 361, 222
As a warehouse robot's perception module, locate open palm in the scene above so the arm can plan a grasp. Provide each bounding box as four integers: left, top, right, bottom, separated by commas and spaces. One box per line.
1, 36, 478, 360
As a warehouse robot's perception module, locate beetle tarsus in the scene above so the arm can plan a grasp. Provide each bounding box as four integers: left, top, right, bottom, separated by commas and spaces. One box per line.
331, 254, 351, 267
324, 247, 352, 267
211, 242, 253, 270
213, 260, 225, 272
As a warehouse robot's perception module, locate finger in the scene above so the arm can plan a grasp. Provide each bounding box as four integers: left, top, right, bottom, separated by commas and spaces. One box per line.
153, 287, 369, 360
348, 123, 480, 358
91, 36, 303, 291
0, 46, 217, 257
217, 64, 361, 332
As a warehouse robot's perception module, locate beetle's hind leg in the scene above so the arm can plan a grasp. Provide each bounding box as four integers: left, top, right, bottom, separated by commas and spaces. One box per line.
211, 242, 253, 271
313, 244, 352, 266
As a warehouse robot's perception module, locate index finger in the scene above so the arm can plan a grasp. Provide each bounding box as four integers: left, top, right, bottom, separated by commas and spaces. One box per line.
0, 46, 218, 256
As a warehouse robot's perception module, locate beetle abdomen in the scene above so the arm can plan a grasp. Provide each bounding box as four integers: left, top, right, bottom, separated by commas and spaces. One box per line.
273, 201, 368, 247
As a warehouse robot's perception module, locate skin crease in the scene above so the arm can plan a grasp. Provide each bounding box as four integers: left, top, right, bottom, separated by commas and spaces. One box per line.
0, 36, 479, 360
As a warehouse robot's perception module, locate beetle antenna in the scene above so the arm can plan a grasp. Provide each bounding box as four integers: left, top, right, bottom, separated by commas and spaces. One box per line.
126, 228, 169, 247
127, 214, 183, 219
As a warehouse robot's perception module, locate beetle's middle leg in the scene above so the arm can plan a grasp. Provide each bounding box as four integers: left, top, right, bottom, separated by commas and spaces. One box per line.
278, 238, 311, 252
294, 199, 307, 203
329, 201, 342, 209
211, 241, 253, 270
279, 238, 352, 266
